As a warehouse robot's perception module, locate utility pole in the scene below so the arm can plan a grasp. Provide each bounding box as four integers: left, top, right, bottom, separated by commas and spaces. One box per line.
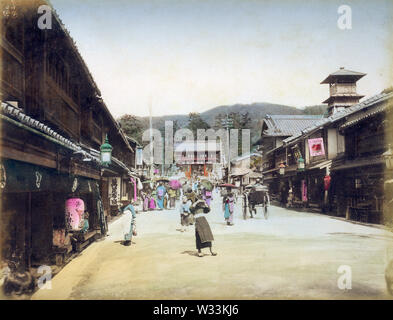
149, 96, 154, 178
221, 113, 233, 183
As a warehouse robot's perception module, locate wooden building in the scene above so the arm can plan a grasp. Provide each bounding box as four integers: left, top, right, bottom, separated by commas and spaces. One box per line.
259, 115, 324, 203
174, 140, 222, 179
0, 0, 136, 271
260, 67, 393, 224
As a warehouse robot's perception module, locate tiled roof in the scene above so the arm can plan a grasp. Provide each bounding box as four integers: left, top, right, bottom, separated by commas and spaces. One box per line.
1, 102, 80, 151
283, 91, 393, 145
321, 68, 366, 84
340, 101, 392, 129
262, 114, 324, 137
1, 102, 138, 177
231, 152, 262, 163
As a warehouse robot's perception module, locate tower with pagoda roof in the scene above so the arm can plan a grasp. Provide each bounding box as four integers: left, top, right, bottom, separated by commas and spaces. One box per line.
321, 67, 366, 115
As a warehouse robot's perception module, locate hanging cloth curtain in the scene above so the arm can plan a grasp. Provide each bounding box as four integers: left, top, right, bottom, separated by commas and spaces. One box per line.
130, 177, 137, 202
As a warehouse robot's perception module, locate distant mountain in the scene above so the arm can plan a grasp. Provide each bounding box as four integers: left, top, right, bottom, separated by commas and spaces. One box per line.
120, 102, 327, 145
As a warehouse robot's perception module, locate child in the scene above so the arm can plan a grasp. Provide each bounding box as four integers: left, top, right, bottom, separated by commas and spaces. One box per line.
179, 196, 191, 232
81, 211, 89, 233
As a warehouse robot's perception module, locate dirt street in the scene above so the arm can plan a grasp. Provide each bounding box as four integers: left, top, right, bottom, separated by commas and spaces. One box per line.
32, 195, 393, 299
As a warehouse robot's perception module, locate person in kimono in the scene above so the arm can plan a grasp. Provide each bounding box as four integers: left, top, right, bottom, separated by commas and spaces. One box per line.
142, 191, 149, 212
81, 211, 89, 233
179, 196, 191, 232
123, 203, 136, 246
149, 189, 156, 210
168, 187, 177, 209
202, 188, 213, 208
190, 196, 217, 257
156, 182, 167, 210
223, 189, 235, 226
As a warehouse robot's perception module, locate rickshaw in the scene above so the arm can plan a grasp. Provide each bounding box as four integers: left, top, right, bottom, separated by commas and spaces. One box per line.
242, 184, 270, 220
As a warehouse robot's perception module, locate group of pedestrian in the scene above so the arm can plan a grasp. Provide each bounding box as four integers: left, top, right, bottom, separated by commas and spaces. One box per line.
141, 181, 181, 212
119, 175, 244, 257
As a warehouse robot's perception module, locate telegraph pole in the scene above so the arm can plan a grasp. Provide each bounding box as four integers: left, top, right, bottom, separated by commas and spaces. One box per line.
221, 113, 233, 183
149, 96, 154, 178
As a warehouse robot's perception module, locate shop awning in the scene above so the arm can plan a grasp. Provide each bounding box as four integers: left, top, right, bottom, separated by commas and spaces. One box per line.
230, 168, 251, 176
308, 160, 332, 170
331, 157, 384, 171
0, 158, 99, 194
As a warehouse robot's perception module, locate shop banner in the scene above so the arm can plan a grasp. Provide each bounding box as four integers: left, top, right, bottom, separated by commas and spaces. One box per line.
136, 147, 143, 166
109, 177, 121, 206
302, 180, 307, 202
308, 138, 325, 157
292, 144, 302, 162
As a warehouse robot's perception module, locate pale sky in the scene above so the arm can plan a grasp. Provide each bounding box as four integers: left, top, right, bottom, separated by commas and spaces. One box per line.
50, 0, 393, 117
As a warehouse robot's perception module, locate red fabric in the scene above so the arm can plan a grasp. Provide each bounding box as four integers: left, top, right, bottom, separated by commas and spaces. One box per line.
324, 175, 331, 191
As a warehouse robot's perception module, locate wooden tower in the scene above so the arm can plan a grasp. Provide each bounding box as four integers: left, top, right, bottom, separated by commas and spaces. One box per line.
321, 67, 366, 115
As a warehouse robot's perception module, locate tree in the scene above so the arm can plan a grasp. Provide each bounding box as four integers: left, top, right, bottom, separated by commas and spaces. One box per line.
214, 112, 252, 154
187, 112, 210, 137
118, 114, 145, 144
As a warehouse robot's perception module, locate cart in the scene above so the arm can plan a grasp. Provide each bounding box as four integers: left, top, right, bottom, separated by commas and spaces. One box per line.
243, 185, 270, 220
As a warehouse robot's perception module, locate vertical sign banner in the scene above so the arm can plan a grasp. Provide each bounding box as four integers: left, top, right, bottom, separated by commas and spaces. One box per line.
109, 177, 121, 206
308, 138, 325, 157
292, 144, 302, 162
136, 147, 143, 166
302, 180, 307, 202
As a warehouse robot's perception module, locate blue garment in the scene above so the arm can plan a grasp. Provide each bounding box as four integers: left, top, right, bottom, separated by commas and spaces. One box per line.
179, 202, 191, 214
124, 204, 136, 241
81, 219, 89, 233
224, 203, 231, 219
156, 186, 166, 209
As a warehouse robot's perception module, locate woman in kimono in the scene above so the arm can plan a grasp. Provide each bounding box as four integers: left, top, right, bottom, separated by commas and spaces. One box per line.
168, 187, 177, 209
148, 191, 156, 210
123, 203, 136, 246
190, 196, 217, 257
223, 190, 235, 226
156, 182, 167, 210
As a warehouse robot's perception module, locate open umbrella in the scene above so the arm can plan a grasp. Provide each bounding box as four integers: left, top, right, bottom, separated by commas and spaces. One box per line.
218, 183, 238, 188
201, 179, 213, 191
169, 179, 181, 190
155, 177, 170, 182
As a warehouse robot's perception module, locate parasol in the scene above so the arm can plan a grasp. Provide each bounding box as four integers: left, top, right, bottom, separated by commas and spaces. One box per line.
169, 179, 182, 190
201, 179, 214, 191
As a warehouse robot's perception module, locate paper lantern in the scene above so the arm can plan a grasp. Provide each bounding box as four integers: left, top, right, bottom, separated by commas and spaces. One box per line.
65, 198, 85, 230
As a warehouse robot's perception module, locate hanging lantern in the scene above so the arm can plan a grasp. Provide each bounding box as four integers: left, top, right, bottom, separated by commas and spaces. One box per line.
279, 162, 285, 175
383, 144, 393, 170
100, 134, 113, 166
298, 156, 305, 171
